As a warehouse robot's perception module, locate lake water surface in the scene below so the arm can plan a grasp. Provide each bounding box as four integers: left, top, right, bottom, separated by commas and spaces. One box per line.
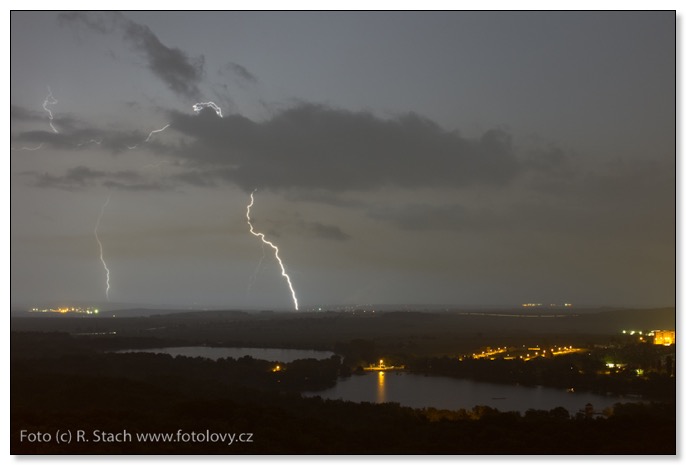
304, 371, 632, 414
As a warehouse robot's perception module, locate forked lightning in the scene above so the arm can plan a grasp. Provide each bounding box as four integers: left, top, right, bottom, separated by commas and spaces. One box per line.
246, 190, 299, 310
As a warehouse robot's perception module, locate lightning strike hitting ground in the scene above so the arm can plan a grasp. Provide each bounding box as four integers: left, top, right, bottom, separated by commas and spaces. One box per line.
193, 101, 223, 118
246, 190, 299, 310
95, 195, 112, 301
42, 86, 58, 133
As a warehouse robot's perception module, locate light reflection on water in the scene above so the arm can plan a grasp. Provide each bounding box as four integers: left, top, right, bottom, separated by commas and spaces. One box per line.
377, 371, 386, 403
306, 372, 634, 414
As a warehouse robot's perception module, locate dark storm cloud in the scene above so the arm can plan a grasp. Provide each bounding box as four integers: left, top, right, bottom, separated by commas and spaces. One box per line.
248, 212, 351, 241
221, 62, 258, 84
167, 103, 520, 192
10, 104, 41, 122
11, 129, 99, 151
172, 170, 218, 188
59, 12, 205, 99
10, 105, 83, 135
24, 166, 171, 191
122, 20, 205, 99
283, 189, 366, 208
101, 179, 172, 191
11, 122, 171, 154
299, 220, 351, 241
28, 166, 109, 189
368, 203, 500, 232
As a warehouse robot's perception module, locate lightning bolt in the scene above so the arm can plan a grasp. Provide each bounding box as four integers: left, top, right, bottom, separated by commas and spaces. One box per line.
76, 138, 102, 147
11, 143, 44, 151
95, 195, 112, 301
144, 123, 170, 142
42, 86, 58, 133
12, 87, 62, 151
125, 123, 171, 150
193, 101, 223, 118
20, 98, 206, 152
131, 102, 216, 149
137, 103, 221, 150
246, 190, 299, 310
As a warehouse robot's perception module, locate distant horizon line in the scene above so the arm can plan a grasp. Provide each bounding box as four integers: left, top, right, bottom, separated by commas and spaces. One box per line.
10, 301, 676, 313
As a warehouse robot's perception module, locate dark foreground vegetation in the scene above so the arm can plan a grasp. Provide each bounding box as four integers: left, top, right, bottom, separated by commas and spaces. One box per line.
11, 331, 675, 454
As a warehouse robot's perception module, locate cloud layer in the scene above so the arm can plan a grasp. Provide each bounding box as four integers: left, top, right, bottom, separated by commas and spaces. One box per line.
60, 12, 205, 99
22, 166, 173, 192
168, 103, 521, 192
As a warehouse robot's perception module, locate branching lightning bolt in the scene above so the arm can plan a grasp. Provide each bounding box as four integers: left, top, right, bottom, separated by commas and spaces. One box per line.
16, 97, 227, 307
95, 195, 112, 301
246, 190, 299, 310
42, 86, 58, 133
193, 101, 223, 118
18, 98, 213, 152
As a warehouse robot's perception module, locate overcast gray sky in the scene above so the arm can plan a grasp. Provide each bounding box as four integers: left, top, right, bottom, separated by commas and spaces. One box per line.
10, 11, 675, 310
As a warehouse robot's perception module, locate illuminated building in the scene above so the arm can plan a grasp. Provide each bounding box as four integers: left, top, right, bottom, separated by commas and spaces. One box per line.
653, 330, 675, 346
364, 359, 405, 371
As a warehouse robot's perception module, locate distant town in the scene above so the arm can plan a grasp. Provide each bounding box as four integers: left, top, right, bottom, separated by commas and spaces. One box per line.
521, 303, 573, 308
28, 306, 100, 315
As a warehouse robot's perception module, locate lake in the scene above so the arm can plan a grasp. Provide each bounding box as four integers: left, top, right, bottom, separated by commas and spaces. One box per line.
119, 346, 632, 413
304, 371, 632, 414
118, 346, 336, 363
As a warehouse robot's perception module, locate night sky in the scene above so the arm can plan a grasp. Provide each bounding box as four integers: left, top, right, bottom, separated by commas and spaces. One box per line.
10, 11, 675, 310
